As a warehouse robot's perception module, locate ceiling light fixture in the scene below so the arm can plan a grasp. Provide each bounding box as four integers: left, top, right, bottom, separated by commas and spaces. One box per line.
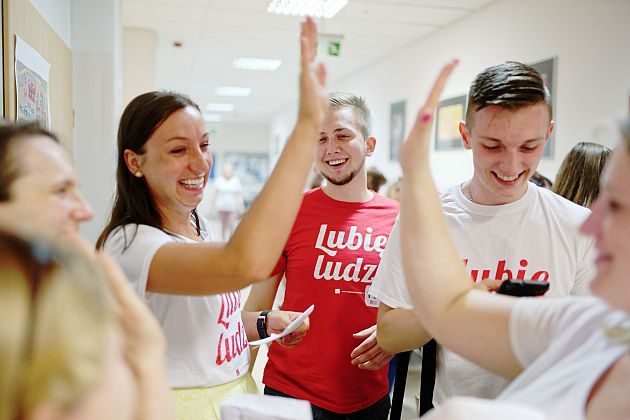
206, 103, 235, 112
203, 113, 224, 122
232, 57, 282, 72
216, 86, 252, 97
267, 0, 348, 19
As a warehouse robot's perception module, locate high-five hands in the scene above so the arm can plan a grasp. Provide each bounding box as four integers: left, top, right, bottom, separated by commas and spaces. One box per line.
298, 17, 328, 129
399, 60, 459, 175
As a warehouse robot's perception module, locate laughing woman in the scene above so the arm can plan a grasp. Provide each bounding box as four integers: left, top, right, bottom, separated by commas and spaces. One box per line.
97, 18, 325, 419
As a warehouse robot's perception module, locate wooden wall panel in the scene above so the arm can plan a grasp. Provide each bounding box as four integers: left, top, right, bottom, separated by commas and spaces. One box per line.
2, 0, 73, 151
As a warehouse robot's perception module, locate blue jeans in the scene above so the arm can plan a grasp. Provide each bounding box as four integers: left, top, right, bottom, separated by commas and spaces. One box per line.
264, 386, 390, 420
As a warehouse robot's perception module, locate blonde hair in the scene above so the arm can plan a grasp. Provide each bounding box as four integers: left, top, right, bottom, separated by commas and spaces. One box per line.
0, 231, 115, 420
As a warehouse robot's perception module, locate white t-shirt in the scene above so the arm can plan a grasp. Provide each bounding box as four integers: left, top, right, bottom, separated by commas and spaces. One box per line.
104, 220, 249, 388
370, 182, 596, 401
214, 176, 243, 213
499, 297, 629, 419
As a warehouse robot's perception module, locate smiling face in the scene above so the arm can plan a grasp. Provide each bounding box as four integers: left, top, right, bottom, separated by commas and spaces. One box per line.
461, 103, 553, 205
8, 136, 93, 233
125, 106, 212, 219
580, 146, 630, 311
316, 108, 375, 187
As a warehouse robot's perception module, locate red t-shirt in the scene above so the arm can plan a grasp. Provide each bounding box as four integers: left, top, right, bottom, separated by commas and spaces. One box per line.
263, 188, 399, 413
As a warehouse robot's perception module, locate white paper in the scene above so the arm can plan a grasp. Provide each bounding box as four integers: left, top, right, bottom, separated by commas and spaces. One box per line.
15, 36, 51, 128
220, 394, 312, 420
248, 304, 314, 346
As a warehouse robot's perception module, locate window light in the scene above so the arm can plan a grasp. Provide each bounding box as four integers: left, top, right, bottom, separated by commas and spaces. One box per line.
267, 0, 348, 19
216, 86, 252, 97
206, 103, 235, 112
203, 113, 224, 122
232, 57, 282, 72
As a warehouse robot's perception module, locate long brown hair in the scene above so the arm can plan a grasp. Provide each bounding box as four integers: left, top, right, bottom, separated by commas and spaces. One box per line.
96, 91, 202, 249
553, 142, 612, 208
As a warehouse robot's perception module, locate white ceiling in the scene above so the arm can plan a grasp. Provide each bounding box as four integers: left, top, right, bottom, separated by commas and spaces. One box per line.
123, 0, 497, 124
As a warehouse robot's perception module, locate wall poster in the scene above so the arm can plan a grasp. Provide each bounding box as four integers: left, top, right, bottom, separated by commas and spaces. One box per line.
15, 36, 51, 128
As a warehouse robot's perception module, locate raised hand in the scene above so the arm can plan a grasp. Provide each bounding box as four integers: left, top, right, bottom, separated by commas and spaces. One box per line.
298, 17, 328, 130
350, 325, 394, 371
399, 60, 459, 175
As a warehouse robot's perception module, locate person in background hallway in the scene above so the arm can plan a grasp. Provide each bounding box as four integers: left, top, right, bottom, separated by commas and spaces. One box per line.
244, 92, 398, 420
212, 162, 244, 240
96, 18, 326, 419
367, 166, 387, 192
553, 141, 612, 208
370, 61, 596, 404
386, 178, 402, 202
529, 171, 552, 189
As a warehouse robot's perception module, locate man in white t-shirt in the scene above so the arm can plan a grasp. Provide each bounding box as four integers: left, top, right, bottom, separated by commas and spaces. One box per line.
369, 61, 596, 403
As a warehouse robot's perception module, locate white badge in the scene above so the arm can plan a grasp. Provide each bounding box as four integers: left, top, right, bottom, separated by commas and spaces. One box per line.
364, 285, 380, 308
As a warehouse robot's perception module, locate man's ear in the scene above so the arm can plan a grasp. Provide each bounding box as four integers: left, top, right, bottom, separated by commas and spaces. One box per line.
123, 149, 145, 178
459, 121, 472, 150
365, 136, 376, 157
545, 120, 555, 141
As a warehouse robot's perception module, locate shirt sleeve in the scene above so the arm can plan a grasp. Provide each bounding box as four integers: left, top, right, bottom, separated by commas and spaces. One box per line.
571, 235, 597, 296
509, 297, 595, 367
369, 216, 414, 310
103, 225, 173, 301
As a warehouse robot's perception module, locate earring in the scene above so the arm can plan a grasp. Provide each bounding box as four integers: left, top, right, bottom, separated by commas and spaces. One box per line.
134, 171, 142, 178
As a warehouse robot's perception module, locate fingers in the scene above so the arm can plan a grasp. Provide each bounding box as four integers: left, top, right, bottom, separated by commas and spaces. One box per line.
316, 62, 327, 86
424, 59, 459, 112
475, 278, 503, 292
358, 352, 394, 371
352, 324, 376, 338
351, 342, 378, 365
350, 333, 377, 358
300, 17, 317, 67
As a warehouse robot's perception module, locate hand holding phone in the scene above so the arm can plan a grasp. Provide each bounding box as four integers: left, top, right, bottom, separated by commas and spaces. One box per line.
497, 279, 549, 297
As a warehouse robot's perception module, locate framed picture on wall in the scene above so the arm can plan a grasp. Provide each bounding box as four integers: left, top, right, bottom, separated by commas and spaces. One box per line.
435, 95, 466, 150
530, 57, 557, 159
389, 100, 406, 161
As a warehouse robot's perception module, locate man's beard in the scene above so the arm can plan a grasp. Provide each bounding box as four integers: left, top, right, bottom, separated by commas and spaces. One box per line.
321, 158, 365, 186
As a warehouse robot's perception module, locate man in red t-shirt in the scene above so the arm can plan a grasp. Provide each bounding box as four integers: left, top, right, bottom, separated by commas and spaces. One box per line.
244, 93, 399, 418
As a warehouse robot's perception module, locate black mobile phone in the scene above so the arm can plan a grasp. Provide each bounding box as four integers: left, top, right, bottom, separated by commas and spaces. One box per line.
497, 279, 550, 297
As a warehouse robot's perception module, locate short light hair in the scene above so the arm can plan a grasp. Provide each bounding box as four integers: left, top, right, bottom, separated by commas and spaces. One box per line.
466, 61, 553, 129
329, 92, 372, 138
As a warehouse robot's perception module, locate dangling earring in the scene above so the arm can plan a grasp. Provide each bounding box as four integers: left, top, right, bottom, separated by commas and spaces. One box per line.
134, 171, 143, 178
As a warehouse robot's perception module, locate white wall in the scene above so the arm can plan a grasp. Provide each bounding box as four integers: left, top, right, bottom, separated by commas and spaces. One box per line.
122, 27, 156, 107
72, 0, 122, 243
270, 0, 630, 191
28, 0, 72, 47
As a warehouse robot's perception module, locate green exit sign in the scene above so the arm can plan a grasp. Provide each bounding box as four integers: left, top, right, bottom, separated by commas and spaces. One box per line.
327, 41, 341, 57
